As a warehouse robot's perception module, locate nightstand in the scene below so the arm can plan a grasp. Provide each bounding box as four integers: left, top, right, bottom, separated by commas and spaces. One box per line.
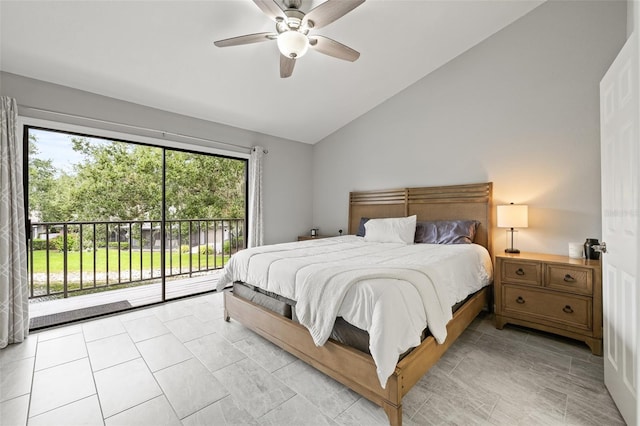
494, 252, 602, 355
297, 235, 332, 241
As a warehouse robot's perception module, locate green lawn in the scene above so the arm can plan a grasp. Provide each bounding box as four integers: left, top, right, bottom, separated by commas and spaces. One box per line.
30, 249, 230, 274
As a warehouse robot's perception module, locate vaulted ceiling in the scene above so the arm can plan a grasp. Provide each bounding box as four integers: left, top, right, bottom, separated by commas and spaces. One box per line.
0, 0, 544, 143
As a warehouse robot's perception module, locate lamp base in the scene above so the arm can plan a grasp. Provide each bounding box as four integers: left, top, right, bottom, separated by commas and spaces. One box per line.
504, 229, 520, 254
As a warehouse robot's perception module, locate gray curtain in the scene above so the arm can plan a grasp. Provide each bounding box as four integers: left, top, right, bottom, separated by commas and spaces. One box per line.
0, 96, 29, 348
247, 146, 264, 248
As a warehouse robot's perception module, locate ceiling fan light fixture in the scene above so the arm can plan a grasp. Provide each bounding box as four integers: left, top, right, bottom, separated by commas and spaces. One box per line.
214, 0, 365, 77
277, 30, 309, 59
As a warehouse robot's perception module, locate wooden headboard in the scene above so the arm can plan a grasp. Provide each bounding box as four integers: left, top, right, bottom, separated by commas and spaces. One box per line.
348, 182, 493, 254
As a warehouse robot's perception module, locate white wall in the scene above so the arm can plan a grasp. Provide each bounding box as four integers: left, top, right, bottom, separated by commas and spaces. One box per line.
0, 72, 313, 244
312, 0, 627, 255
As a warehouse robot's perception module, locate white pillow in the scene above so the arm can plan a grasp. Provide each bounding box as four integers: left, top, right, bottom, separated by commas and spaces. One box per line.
364, 215, 417, 244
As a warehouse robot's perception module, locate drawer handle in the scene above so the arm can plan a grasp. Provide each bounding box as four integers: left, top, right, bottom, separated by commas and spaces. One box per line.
563, 305, 574, 314
516, 296, 525, 304
564, 274, 576, 283
515, 268, 525, 276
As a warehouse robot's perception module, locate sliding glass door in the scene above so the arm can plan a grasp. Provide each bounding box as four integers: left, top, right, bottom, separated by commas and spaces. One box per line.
25, 125, 247, 326
164, 149, 246, 300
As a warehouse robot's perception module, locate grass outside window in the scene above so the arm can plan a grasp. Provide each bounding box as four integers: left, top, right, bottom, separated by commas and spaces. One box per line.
30, 249, 231, 274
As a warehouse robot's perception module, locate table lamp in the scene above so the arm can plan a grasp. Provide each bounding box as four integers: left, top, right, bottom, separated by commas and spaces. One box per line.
497, 203, 528, 253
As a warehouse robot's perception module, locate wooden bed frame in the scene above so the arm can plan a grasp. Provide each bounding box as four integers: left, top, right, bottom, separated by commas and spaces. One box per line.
224, 182, 493, 425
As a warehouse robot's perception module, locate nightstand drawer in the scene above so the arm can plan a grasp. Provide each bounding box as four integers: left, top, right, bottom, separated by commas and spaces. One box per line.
546, 265, 593, 295
502, 285, 591, 330
501, 260, 542, 286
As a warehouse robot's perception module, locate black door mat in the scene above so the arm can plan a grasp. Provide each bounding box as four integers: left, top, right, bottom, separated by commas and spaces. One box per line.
30, 300, 132, 330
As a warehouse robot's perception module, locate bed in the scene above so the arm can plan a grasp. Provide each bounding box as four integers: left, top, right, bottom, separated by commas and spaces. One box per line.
220, 182, 493, 425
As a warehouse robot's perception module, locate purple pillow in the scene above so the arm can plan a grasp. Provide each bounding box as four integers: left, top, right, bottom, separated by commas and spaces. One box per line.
356, 217, 369, 237
414, 220, 480, 244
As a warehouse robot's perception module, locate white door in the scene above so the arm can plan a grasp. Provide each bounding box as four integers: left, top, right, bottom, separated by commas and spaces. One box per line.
600, 22, 639, 426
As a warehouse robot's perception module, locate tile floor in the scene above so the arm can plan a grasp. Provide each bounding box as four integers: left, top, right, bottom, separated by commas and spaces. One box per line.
0, 291, 625, 425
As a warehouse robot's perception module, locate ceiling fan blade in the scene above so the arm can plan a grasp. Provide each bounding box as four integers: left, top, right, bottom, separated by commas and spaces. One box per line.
253, 0, 286, 21
214, 32, 276, 48
309, 36, 360, 62
303, 0, 365, 29
280, 54, 296, 78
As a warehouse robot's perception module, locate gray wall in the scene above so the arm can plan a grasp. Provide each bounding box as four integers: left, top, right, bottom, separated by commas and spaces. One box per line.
312, 0, 627, 255
629, 0, 636, 37
0, 72, 313, 245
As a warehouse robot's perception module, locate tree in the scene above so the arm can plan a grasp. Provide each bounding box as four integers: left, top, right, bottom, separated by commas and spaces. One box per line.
69, 138, 163, 221
67, 137, 245, 222
29, 133, 246, 224
28, 134, 75, 222
165, 150, 245, 220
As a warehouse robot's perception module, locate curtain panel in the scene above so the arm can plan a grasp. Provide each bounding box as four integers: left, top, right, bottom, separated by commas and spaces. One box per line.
0, 96, 29, 348
247, 146, 264, 248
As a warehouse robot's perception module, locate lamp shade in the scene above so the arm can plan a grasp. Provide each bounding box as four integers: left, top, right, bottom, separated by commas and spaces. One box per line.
497, 204, 528, 228
277, 31, 309, 59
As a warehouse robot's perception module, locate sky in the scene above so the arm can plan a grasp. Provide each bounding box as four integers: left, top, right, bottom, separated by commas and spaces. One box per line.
29, 128, 100, 175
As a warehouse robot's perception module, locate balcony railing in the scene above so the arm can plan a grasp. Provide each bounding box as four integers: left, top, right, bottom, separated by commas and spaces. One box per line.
28, 218, 245, 300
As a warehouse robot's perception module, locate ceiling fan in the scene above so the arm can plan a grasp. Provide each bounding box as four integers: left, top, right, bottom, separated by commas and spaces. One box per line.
214, 0, 365, 78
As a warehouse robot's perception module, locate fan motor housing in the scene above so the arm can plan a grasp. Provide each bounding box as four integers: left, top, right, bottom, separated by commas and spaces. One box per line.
283, 0, 302, 9
277, 10, 307, 33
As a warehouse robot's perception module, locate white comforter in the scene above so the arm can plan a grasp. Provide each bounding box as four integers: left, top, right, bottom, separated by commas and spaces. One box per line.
217, 236, 492, 387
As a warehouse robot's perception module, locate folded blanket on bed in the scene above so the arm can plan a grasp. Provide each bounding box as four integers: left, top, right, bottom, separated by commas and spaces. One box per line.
295, 265, 451, 347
